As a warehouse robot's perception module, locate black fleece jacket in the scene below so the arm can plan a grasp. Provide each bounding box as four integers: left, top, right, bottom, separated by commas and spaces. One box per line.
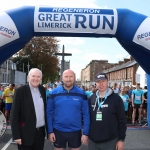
88, 88, 127, 143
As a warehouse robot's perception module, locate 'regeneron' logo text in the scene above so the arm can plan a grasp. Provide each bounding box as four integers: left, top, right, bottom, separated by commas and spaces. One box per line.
0, 25, 16, 38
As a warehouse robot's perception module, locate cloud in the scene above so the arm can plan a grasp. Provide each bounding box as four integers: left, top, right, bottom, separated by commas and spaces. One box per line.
115, 54, 130, 61
65, 48, 82, 55
58, 37, 85, 46
45, 0, 99, 8
70, 63, 85, 79
103, 5, 108, 8
88, 0, 97, 2
82, 52, 109, 61
115, 54, 124, 60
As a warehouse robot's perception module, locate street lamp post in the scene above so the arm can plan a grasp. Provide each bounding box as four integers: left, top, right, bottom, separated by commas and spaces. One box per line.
27, 61, 30, 74
23, 63, 24, 72
6, 60, 9, 84
93, 61, 98, 82
41, 64, 42, 71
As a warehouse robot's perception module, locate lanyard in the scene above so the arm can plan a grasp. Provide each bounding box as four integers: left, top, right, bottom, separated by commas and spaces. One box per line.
96, 91, 108, 110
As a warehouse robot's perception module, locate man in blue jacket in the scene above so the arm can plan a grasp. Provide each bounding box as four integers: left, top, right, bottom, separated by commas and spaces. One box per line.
47, 69, 90, 150
88, 73, 126, 150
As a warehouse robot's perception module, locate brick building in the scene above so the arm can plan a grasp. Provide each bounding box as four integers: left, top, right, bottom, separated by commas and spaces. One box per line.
81, 60, 113, 87
103, 57, 138, 87
80, 56, 146, 88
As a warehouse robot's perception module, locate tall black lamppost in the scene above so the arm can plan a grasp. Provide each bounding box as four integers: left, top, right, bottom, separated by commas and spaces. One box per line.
93, 61, 98, 82
27, 61, 30, 74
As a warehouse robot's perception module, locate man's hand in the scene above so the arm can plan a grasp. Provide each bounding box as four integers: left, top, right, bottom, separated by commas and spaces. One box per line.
81, 135, 88, 145
48, 133, 56, 142
116, 141, 124, 150
14, 139, 22, 145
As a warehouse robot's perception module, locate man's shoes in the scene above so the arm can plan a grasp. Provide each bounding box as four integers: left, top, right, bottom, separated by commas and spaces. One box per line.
138, 122, 142, 126
141, 119, 144, 123
144, 118, 147, 123
132, 122, 135, 126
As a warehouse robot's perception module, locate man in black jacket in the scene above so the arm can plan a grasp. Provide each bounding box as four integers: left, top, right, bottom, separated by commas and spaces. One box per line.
88, 73, 126, 150
11, 68, 47, 150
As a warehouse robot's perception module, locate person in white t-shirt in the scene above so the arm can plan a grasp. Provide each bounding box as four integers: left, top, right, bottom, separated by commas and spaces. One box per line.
55, 79, 62, 87
113, 83, 120, 94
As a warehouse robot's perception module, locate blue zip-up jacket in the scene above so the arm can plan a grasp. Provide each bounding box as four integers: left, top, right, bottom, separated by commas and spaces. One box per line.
47, 85, 90, 135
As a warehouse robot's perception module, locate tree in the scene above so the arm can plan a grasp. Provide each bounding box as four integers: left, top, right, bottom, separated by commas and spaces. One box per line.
12, 56, 36, 73
13, 36, 60, 83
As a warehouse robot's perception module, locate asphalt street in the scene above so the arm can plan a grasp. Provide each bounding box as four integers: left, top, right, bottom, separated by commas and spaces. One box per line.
1, 127, 150, 150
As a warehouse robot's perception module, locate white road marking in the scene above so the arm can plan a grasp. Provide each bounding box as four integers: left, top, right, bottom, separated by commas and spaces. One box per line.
1, 138, 16, 150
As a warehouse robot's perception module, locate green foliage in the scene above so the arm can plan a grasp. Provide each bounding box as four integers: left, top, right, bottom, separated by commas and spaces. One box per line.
12, 36, 60, 82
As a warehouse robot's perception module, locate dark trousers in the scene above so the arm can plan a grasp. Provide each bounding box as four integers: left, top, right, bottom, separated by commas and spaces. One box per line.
18, 127, 45, 150
88, 137, 118, 150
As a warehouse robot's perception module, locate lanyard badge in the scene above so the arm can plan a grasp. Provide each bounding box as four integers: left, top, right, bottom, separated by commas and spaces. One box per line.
95, 91, 108, 121
96, 110, 102, 121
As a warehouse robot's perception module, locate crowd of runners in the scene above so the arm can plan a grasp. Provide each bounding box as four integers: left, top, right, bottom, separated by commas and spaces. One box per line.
0, 80, 148, 126
80, 82, 148, 126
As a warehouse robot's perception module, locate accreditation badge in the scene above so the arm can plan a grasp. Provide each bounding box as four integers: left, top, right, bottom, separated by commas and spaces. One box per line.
96, 111, 102, 121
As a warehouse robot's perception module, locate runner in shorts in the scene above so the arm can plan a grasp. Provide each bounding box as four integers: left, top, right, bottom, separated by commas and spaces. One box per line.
3, 84, 15, 121
143, 90, 147, 122
131, 83, 144, 126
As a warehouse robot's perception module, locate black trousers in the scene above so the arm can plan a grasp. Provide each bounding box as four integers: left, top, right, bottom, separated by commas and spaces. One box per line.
18, 126, 45, 150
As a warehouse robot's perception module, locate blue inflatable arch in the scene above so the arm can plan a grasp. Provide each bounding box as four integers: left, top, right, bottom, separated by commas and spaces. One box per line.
0, 6, 150, 127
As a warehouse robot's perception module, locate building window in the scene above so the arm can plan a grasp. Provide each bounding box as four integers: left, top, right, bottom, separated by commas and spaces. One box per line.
3, 73, 5, 82
129, 68, 131, 78
128, 68, 130, 79
136, 74, 140, 83
130, 68, 132, 78
2, 72, 9, 83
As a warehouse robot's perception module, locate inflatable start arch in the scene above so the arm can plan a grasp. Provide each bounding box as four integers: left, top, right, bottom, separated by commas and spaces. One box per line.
0, 6, 150, 127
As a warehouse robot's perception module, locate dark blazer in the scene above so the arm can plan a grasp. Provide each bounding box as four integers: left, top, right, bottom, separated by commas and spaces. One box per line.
11, 84, 47, 146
